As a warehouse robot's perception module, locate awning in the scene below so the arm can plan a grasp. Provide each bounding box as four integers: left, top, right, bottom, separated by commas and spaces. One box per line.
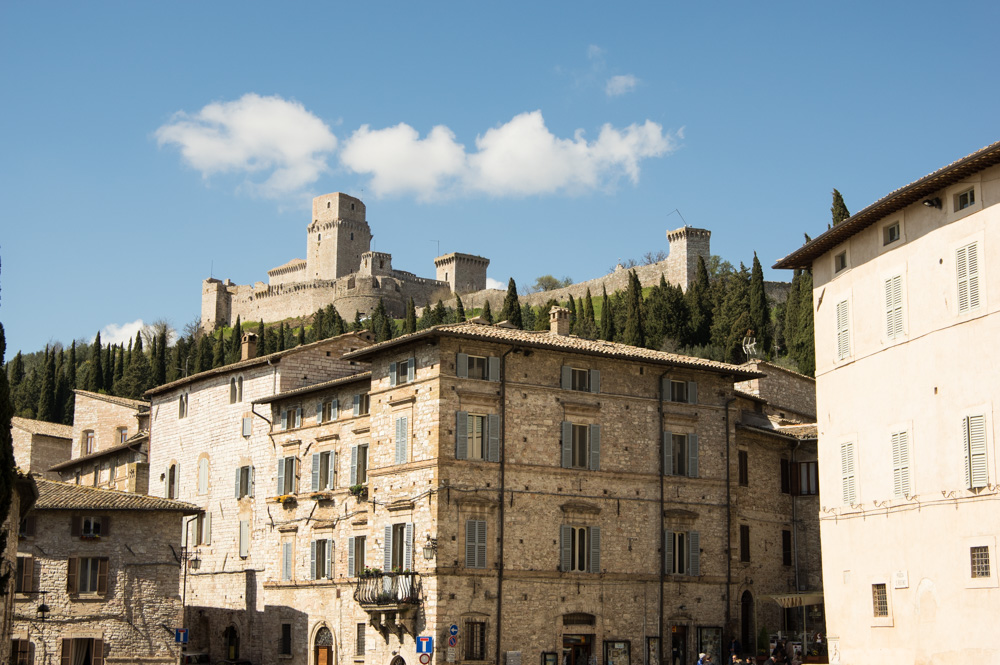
766, 592, 824, 609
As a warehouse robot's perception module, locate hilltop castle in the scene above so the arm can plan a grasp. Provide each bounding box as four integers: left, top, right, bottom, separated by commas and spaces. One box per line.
201, 193, 490, 331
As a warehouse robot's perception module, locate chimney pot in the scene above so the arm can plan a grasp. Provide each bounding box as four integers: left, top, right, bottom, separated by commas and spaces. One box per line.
549, 306, 571, 336
241, 332, 258, 361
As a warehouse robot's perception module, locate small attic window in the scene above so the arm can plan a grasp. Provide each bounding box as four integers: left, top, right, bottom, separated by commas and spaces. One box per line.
317, 233, 322, 241
327, 201, 331, 208
351, 203, 356, 211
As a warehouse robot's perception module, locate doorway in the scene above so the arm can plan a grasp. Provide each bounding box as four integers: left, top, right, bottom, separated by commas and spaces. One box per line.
314, 626, 333, 665
669, 626, 687, 665
224, 625, 240, 660
563, 634, 593, 665
741, 591, 753, 653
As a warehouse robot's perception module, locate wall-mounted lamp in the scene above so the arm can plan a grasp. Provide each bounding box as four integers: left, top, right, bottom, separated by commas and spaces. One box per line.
422, 537, 437, 560
922, 197, 942, 209
36, 603, 50, 622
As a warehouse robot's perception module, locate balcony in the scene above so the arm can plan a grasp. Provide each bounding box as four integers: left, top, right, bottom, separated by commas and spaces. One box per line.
354, 571, 420, 637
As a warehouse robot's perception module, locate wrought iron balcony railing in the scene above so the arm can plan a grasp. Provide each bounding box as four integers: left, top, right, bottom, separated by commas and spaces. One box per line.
353, 572, 418, 607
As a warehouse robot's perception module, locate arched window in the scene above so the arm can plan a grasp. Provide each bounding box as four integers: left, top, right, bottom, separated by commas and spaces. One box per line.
741, 590, 754, 652
166, 463, 179, 499
230, 376, 243, 404
224, 626, 239, 660
198, 457, 210, 494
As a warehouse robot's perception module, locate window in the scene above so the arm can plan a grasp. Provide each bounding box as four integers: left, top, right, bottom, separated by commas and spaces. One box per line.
242, 416, 252, 437
782, 530, 793, 566
198, 457, 209, 494
963, 414, 988, 489
389, 357, 415, 386
355, 623, 366, 656
465, 621, 487, 660
738, 450, 748, 486
561, 366, 600, 393
82, 430, 95, 455
884, 275, 904, 340
780, 458, 791, 494
394, 415, 409, 465
834, 251, 848, 273
791, 461, 818, 496
664, 378, 697, 404
971, 546, 991, 578
311, 539, 333, 579
12, 638, 32, 665
664, 530, 700, 576
16, 556, 33, 593
18, 516, 35, 539
457, 353, 499, 381
561, 423, 600, 470
230, 376, 243, 404
235, 465, 254, 498
836, 300, 851, 360
456, 412, 499, 461
956, 241, 981, 314
891, 431, 911, 498
279, 623, 292, 656
282, 542, 293, 581
194, 512, 212, 546
92, 465, 99, 486
178, 392, 189, 419
350, 444, 369, 485
277, 456, 297, 495
116, 427, 128, 444
312, 451, 336, 491
348, 535, 366, 576
319, 398, 339, 423
79, 516, 107, 538
166, 463, 179, 499
280, 407, 303, 430
239, 520, 250, 558
663, 431, 698, 477
739, 525, 750, 562
68, 557, 109, 594
465, 519, 487, 569
385, 522, 414, 571
353, 393, 370, 416
559, 525, 600, 573
883, 222, 900, 246
872, 583, 888, 617
841, 442, 857, 504
955, 187, 975, 211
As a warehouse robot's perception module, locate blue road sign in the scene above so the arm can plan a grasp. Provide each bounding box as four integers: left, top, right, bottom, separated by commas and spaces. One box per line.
175, 628, 189, 644
449, 624, 459, 636
417, 636, 434, 654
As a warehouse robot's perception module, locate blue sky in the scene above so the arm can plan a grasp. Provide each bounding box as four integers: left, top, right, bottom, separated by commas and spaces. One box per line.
2, 1, 998, 356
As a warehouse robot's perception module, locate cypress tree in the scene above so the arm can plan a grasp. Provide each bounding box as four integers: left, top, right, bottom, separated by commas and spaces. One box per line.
831, 189, 851, 226
500, 278, 522, 328
711, 263, 752, 364
297, 324, 306, 347
104, 342, 114, 391
64, 342, 77, 424
404, 298, 417, 334
37, 347, 56, 422
312, 309, 325, 342
623, 270, 645, 347
567, 294, 577, 333
212, 330, 226, 367
662, 283, 692, 349
600, 285, 615, 341
455, 295, 466, 323
685, 256, 713, 347
521, 303, 536, 331
330, 308, 345, 336
90, 332, 104, 392
481, 300, 494, 324
228, 316, 243, 363
195, 335, 213, 373
154, 329, 167, 386
749, 252, 772, 358
584, 289, 596, 326
373, 299, 393, 342
119, 332, 152, 399
432, 300, 448, 326
9, 352, 25, 391
277, 323, 286, 352
644, 276, 670, 350
418, 302, 434, 330
352, 312, 364, 333
0, 322, 20, 592
114, 344, 125, 388
55, 350, 71, 425
256, 320, 267, 352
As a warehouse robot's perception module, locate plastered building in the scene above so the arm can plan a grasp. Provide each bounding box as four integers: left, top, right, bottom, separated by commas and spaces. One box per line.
775, 140, 1000, 663
146, 311, 820, 665
201, 193, 489, 331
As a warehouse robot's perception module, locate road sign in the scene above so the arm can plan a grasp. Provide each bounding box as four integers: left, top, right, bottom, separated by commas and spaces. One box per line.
175, 628, 188, 644
447, 648, 456, 662
449, 624, 459, 636
448, 636, 458, 648
417, 636, 434, 654
420, 655, 431, 664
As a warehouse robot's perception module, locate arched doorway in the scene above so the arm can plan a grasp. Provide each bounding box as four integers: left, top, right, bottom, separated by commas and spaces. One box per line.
314, 627, 333, 665
224, 625, 240, 660
740, 591, 753, 654
390, 656, 406, 665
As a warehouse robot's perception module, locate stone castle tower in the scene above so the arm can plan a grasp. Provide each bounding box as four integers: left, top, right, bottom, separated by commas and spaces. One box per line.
307, 193, 372, 280
665, 226, 711, 291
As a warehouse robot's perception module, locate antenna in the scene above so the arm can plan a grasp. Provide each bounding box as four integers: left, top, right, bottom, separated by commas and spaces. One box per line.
210, 260, 214, 279
665, 209, 688, 226
430, 239, 440, 257
742, 329, 758, 359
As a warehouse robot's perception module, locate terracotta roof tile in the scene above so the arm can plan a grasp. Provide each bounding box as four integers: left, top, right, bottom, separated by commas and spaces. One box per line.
74, 390, 149, 412
253, 372, 372, 404
34, 478, 200, 513
48, 434, 148, 472
12, 417, 73, 439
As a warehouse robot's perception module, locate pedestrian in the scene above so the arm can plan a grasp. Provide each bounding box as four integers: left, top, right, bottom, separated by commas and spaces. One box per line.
729, 638, 741, 660
697, 653, 712, 665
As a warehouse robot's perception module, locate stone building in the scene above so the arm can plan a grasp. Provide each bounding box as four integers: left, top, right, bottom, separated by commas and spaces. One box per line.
10, 479, 198, 665
147, 308, 819, 665
201, 192, 489, 331
11, 419, 72, 481
0, 471, 37, 665
774, 139, 1000, 663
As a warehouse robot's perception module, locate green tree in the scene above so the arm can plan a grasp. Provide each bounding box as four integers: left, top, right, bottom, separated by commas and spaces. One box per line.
500, 278, 522, 328
119, 331, 152, 399
104, 342, 114, 392
600, 285, 615, 341
403, 298, 418, 334
567, 295, 578, 333
685, 256, 713, 347
212, 330, 226, 367
228, 316, 243, 363
711, 263, 752, 364
455, 295, 466, 323
418, 302, 434, 330
531, 274, 572, 292
372, 299, 393, 342
622, 270, 645, 347
255, 320, 267, 355
63, 342, 77, 423
8, 351, 25, 391
749, 252, 772, 358
153, 330, 167, 386
520, 303, 536, 331
432, 300, 448, 326
831, 189, 851, 226
0, 321, 20, 596
89, 332, 104, 392
37, 347, 56, 421
480, 300, 494, 324
312, 309, 326, 342
297, 324, 306, 347
277, 323, 287, 351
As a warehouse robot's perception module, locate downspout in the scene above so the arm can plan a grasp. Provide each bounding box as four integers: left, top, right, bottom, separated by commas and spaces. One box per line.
495, 346, 516, 665
790, 440, 804, 655
724, 395, 737, 647
657, 371, 668, 665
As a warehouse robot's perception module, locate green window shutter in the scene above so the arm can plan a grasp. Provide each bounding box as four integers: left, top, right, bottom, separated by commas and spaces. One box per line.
561, 422, 573, 468
281, 409, 288, 430
457, 353, 469, 378
589, 526, 601, 573
404, 523, 414, 570
389, 362, 397, 387
561, 366, 572, 390
328, 452, 337, 490
282, 542, 292, 581
488, 356, 500, 382
687, 434, 699, 477
688, 531, 700, 576
396, 416, 408, 464
204, 512, 211, 545
661, 376, 670, 400
456, 412, 469, 460
664, 431, 674, 475
317, 401, 323, 424
326, 539, 334, 578
590, 369, 600, 394
589, 424, 601, 471
559, 525, 572, 572
465, 520, 478, 568
476, 520, 487, 568
249, 466, 255, 497
487, 414, 500, 462
235, 468, 241, 498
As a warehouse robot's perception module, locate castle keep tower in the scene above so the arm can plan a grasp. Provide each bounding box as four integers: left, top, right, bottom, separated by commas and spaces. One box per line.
665, 226, 711, 291
434, 252, 490, 294
307, 193, 372, 280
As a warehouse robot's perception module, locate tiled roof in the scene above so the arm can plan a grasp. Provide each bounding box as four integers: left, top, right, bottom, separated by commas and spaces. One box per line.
146, 331, 374, 397
739, 359, 815, 383
343, 322, 763, 379
74, 390, 149, 412
48, 433, 148, 472
12, 417, 73, 439
253, 372, 372, 404
34, 478, 200, 513
774, 140, 1000, 269
776, 423, 818, 439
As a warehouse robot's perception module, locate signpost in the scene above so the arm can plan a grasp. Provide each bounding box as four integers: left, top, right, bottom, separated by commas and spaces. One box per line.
417, 636, 435, 654
449, 624, 459, 636
175, 628, 188, 644
420, 656, 431, 664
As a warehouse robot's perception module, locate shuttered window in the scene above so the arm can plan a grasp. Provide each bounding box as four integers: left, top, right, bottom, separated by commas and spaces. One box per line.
891, 431, 911, 498
68, 557, 108, 594
282, 542, 293, 581
456, 412, 501, 462
561, 423, 600, 470
662, 377, 698, 404
457, 353, 500, 381
395, 416, 409, 465
239, 520, 250, 559
559, 525, 600, 573
465, 519, 487, 569
235, 465, 254, 498
664, 530, 700, 576
389, 357, 416, 386
663, 432, 698, 477
884, 275, 904, 340
348, 535, 366, 577
310, 539, 333, 579
350, 444, 369, 485
384, 522, 414, 571
16, 556, 33, 593
836, 300, 851, 360
312, 451, 335, 491
276, 457, 297, 495
841, 442, 857, 504
956, 241, 981, 314
963, 414, 988, 489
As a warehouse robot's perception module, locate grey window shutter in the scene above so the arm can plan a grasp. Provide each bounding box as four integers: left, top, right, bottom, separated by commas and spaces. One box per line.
664, 432, 674, 475
966, 415, 988, 488
204, 512, 212, 545
312, 453, 321, 491
561, 422, 573, 468
477, 520, 487, 568
689, 531, 700, 576
561, 366, 572, 390
235, 468, 241, 498
589, 424, 601, 471
353, 394, 360, 416
281, 409, 288, 430
560, 525, 572, 572
590, 369, 600, 394
296, 407, 302, 427
291, 457, 298, 493
457, 353, 469, 378
396, 416, 408, 464
326, 539, 334, 578
465, 520, 477, 567
283, 542, 292, 581
310, 540, 317, 580
331, 399, 338, 420
350, 446, 358, 485
383, 525, 393, 570
164, 467, 169, 497
665, 529, 674, 573
249, 466, 255, 497
404, 523, 414, 570
407, 357, 415, 382
661, 376, 670, 400
688, 434, 699, 478
456, 412, 469, 460
328, 452, 337, 490
389, 362, 397, 387
317, 401, 323, 424
347, 536, 356, 576
688, 382, 698, 404
277, 459, 285, 495
589, 526, 601, 573
239, 520, 249, 558
487, 414, 500, 462
242, 417, 252, 437
488, 356, 500, 382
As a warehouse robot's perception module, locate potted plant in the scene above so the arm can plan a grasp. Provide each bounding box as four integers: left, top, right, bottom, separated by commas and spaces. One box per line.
349, 484, 368, 501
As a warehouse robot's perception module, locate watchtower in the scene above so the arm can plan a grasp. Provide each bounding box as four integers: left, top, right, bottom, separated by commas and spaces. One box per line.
434, 253, 490, 294
307, 193, 372, 280
665, 227, 711, 291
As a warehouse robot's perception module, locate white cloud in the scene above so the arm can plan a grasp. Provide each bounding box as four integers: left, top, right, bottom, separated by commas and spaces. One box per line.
485, 278, 506, 290
155, 93, 337, 198
102, 319, 145, 346
606, 74, 639, 97
340, 111, 676, 199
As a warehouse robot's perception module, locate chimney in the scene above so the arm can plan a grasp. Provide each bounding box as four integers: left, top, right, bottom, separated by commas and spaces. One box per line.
241, 332, 258, 361
549, 306, 571, 336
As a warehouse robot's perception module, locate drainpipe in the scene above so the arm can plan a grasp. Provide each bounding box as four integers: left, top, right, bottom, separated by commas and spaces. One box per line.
790, 440, 804, 656
723, 395, 737, 647
657, 372, 668, 665
495, 346, 516, 665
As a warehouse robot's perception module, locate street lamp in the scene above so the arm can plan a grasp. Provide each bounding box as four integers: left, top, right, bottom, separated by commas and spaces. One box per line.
36, 603, 50, 622
422, 537, 437, 560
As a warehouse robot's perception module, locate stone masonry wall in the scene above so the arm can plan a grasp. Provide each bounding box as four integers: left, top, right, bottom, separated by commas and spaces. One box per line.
70, 393, 144, 460
12, 428, 71, 479
735, 361, 816, 422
